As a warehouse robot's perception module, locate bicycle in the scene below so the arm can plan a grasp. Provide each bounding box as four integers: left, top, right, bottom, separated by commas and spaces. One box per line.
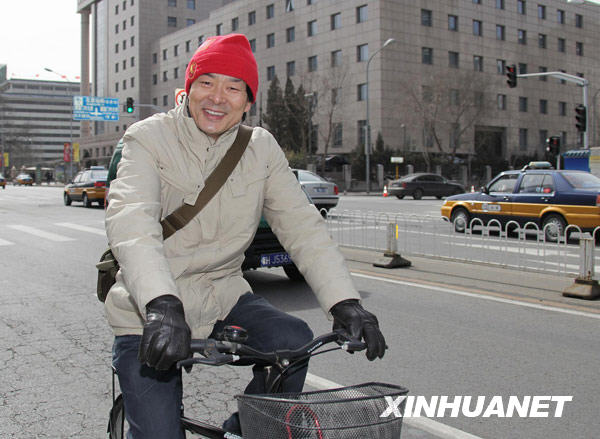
107, 326, 408, 438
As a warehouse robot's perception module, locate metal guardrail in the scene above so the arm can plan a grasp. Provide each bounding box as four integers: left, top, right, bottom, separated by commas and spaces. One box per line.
325, 209, 600, 278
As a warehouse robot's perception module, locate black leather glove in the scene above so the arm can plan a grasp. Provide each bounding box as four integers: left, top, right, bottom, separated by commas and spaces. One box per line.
330, 299, 386, 361
138, 295, 191, 370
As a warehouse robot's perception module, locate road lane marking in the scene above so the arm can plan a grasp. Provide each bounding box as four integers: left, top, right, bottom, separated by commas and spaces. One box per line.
8, 225, 75, 242
55, 222, 106, 236
350, 271, 600, 320
305, 373, 483, 439
0, 238, 15, 246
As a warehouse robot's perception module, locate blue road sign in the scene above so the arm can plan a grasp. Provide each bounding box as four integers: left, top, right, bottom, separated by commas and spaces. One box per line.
73, 96, 120, 121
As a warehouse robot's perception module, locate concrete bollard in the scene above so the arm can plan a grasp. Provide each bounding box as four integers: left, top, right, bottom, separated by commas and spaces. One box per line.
563, 233, 600, 299
373, 223, 412, 269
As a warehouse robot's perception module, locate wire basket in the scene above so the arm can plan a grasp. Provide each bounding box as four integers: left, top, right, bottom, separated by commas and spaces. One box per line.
236, 382, 408, 439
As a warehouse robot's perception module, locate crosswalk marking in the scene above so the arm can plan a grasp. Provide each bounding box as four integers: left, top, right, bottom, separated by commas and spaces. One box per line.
7, 225, 75, 242
55, 222, 106, 236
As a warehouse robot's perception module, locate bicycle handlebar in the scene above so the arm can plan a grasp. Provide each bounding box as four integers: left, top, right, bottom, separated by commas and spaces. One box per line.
177, 331, 365, 370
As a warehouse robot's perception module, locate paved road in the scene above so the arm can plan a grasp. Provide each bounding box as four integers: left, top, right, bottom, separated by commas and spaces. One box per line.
1, 187, 599, 438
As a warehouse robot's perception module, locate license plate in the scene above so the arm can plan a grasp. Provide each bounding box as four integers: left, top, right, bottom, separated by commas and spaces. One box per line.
260, 252, 292, 267
314, 187, 326, 193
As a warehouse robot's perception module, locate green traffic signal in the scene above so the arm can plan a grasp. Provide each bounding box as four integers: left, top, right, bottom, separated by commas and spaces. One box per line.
126, 97, 134, 113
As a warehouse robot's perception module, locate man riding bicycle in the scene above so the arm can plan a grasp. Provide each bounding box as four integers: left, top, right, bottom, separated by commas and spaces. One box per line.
105, 33, 386, 438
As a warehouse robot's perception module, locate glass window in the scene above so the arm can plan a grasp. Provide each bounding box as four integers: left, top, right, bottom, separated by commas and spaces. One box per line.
185, 40, 191, 52
267, 65, 275, 80
518, 63, 527, 74
231, 17, 238, 31
539, 99, 547, 114
496, 59, 506, 74
163, 95, 168, 106
163, 48, 168, 60
173, 67, 178, 79
473, 20, 482, 36
163, 71, 168, 82
557, 9, 565, 24
421, 9, 432, 27
496, 25, 505, 40
248, 11, 256, 25
266, 33, 275, 48
538, 4, 546, 19
517, 0, 526, 14
539, 66, 547, 81
286, 27, 295, 42
308, 55, 317, 72
422, 47, 433, 64
287, 61, 295, 77
575, 14, 583, 28
558, 38, 565, 53
496, 0, 504, 9
473, 55, 483, 72
187, 0, 195, 9
167, 16, 177, 27
115, 63, 119, 73
558, 101, 567, 116
497, 94, 506, 110
538, 34, 546, 48
331, 49, 342, 67
249, 39, 256, 52
519, 97, 528, 112
448, 51, 459, 68
356, 5, 367, 23
174, 44, 179, 56
286, 0, 294, 12
518, 174, 550, 194
576, 42, 583, 56
331, 13, 341, 30
266, 4, 274, 19
307, 20, 317, 36
448, 15, 458, 31
152, 74, 157, 85
518, 29, 527, 45
519, 129, 528, 150
216, 23, 222, 35
357, 83, 367, 101
332, 123, 343, 147
357, 44, 368, 62
168, 0, 176, 6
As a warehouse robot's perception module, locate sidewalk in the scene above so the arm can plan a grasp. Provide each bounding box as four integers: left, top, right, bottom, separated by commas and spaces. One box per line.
340, 246, 600, 312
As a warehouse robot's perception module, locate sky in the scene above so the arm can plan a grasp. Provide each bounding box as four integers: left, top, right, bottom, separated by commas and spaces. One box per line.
1, 1, 81, 81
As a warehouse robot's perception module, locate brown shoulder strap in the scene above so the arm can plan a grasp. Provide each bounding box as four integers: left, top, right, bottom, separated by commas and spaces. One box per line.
160, 125, 253, 240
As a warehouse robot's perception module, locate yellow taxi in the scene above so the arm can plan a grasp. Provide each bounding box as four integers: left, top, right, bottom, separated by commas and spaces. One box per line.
64, 166, 108, 208
441, 162, 600, 241
0, 173, 6, 189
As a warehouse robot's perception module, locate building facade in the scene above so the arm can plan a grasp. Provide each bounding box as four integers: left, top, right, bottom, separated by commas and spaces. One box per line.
79, 0, 599, 169
0, 73, 81, 170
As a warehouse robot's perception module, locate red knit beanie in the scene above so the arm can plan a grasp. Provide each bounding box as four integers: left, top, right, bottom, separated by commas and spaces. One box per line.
185, 34, 258, 103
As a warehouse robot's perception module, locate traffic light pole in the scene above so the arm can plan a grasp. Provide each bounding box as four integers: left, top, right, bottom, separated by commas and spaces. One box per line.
517, 71, 589, 148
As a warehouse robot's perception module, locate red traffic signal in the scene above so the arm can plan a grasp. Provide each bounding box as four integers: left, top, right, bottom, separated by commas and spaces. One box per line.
506, 64, 517, 88
575, 105, 587, 132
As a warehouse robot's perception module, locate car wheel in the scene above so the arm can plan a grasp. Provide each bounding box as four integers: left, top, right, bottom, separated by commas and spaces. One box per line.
63, 192, 72, 206
98, 199, 105, 208
283, 264, 305, 282
412, 188, 423, 200
451, 208, 470, 233
83, 193, 92, 208
395, 195, 404, 199
542, 214, 566, 242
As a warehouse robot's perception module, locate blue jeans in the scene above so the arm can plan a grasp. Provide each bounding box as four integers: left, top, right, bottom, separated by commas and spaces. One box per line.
112, 292, 314, 439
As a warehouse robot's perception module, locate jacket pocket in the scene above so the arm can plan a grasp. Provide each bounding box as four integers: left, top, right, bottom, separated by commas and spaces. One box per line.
229, 169, 267, 198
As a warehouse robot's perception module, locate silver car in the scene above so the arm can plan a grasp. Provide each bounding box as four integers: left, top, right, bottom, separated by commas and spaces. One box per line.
292, 169, 339, 213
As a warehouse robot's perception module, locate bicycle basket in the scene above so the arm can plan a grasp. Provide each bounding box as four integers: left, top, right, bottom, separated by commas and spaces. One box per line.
236, 382, 408, 439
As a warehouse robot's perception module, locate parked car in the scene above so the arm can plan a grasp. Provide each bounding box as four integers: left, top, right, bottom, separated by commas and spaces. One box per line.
64, 166, 108, 207
105, 139, 311, 281
15, 173, 34, 186
0, 173, 6, 189
388, 173, 465, 200
441, 161, 600, 242
292, 169, 339, 213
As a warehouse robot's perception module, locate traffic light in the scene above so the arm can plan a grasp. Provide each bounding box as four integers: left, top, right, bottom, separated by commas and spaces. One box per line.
125, 97, 134, 113
575, 105, 587, 132
506, 64, 517, 88
545, 136, 560, 155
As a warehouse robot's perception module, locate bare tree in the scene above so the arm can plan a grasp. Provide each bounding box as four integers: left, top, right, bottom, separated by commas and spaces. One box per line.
401, 70, 492, 170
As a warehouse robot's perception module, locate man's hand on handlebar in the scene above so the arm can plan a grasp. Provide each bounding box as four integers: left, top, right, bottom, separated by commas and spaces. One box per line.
330, 299, 386, 361
138, 295, 191, 370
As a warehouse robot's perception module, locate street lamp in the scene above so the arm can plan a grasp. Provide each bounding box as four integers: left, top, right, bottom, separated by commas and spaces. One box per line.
365, 38, 395, 194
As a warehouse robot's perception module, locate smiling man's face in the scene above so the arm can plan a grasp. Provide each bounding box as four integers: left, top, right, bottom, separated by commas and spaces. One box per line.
187, 73, 251, 140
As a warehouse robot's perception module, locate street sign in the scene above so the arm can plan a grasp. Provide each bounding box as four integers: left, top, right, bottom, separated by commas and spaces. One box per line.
390, 157, 404, 163
175, 88, 187, 106
73, 96, 120, 121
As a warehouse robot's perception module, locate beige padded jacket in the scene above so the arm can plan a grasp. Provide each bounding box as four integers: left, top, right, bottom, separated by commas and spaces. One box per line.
104, 102, 359, 338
